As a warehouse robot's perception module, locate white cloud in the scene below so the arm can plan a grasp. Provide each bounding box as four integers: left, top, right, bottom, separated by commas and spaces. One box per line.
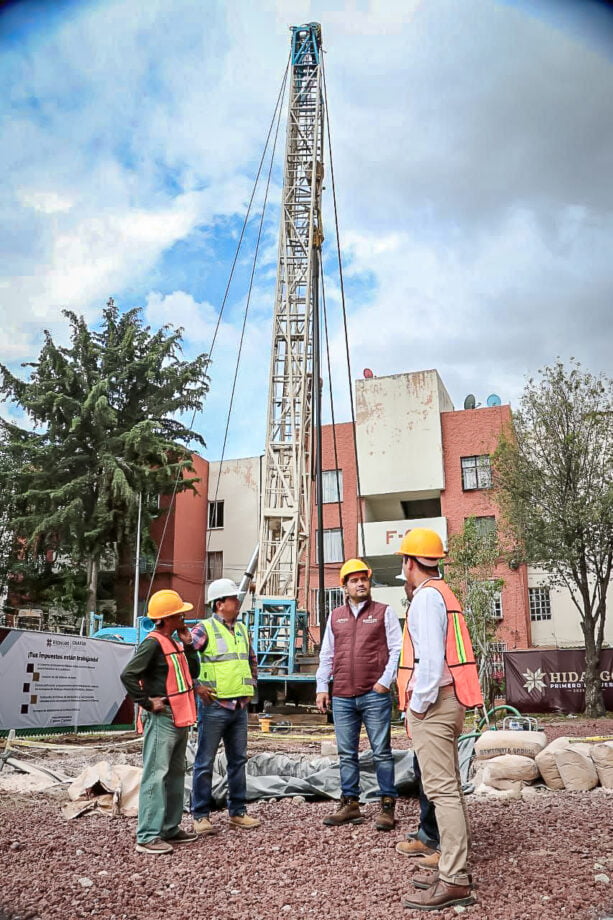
1, 0, 612, 457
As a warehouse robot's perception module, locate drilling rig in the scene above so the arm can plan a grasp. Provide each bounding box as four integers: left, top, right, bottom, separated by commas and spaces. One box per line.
250, 22, 325, 691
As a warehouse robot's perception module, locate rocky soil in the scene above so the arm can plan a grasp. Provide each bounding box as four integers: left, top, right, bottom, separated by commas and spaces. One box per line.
1, 716, 612, 920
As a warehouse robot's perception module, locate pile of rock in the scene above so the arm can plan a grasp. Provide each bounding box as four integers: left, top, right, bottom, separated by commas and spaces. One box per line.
471, 730, 613, 798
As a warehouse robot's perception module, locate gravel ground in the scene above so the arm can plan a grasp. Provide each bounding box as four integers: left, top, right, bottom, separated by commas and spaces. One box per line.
1, 716, 613, 920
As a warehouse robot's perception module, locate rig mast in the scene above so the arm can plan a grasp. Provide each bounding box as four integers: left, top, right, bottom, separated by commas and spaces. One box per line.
257, 22, 325, 600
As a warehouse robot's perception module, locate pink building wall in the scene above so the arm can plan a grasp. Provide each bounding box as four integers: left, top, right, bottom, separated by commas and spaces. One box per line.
440, 406, 531, 649
146, 452, 209, 618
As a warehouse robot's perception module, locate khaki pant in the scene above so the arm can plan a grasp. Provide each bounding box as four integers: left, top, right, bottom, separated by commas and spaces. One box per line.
408, 690, 470, 886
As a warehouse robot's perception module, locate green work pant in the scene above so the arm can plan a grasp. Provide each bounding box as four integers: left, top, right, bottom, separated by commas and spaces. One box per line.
137, 708, 188, 844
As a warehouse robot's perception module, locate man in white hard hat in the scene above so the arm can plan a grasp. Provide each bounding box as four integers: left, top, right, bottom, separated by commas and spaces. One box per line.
190, 577, 260, 833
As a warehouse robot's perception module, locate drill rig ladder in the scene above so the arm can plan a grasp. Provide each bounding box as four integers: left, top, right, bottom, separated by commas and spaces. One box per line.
257, 22, 324, 603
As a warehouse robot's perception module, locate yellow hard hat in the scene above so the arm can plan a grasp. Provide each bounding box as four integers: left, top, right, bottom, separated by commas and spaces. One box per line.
339, 558, 372, 586
147, 589, 193, 620
396, 528, 445, 564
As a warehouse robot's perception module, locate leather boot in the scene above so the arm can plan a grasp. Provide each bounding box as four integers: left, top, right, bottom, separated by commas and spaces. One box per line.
395, 839, 436, 858
412, 869, 438, 890
374, 796, 396, 831
403, 878, 476, 911
323, 795, 364, 826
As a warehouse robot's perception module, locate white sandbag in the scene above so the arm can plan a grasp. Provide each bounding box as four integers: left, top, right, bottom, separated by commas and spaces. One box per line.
474, 729, 547, 761
591, 741, 613, 789
534, 736, 574, 790
483, 754, 540, 790
554, 747, 599, 791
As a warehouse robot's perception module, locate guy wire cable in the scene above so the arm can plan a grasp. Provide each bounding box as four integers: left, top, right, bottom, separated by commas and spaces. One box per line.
143, 60, 289, 609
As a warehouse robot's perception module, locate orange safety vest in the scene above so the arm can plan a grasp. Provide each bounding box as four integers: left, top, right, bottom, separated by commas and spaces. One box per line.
146, 632, 197, 728
397, 579, 483, 710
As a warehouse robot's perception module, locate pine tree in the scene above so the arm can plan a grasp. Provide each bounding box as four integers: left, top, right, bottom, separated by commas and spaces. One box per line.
0, 300, 209, 618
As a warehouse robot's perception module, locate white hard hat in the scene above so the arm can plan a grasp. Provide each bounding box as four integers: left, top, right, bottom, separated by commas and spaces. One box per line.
207, 578, 240, 606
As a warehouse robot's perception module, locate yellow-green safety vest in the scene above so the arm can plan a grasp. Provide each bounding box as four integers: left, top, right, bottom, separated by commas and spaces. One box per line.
198, 617, 256, 699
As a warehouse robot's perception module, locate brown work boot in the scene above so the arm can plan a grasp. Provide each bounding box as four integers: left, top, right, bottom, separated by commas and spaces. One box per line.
193, 817, 220, 836
395, 838, 436, 858
374, 796, 396, 831
414, 851, 440, 870
323, 795, 365, 826
229, 814, 261, 829
412, 869, 438, 890
403, 878, 476, 911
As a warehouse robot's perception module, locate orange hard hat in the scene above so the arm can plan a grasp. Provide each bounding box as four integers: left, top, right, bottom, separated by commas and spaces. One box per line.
396, 528, 445, 566
339, 558, 372, 586
147, 589, 193, 620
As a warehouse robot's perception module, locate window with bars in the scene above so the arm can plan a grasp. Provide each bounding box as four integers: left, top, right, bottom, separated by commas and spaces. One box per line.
488, 641, 507, 680
206, 551, 223, 582
311, 587, 345, 621
461, 455, 492, 490
208, 500, 224, 529
321, 469, 343, 504
316, 528, 344, 564
529, 587, 552, 621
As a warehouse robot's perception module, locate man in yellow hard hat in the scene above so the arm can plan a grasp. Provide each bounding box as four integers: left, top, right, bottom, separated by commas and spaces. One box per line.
394, 528, 482, 911
121, 589, 200, 854
315, 558, 402, 830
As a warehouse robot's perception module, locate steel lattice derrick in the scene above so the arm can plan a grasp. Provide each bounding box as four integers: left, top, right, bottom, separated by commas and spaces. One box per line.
257, 23, 324, 599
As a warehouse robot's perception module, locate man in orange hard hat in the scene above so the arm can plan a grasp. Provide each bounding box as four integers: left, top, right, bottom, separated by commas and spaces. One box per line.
121, 589, 200, 854
394, 528, 482, 911
316, 557, 402, 830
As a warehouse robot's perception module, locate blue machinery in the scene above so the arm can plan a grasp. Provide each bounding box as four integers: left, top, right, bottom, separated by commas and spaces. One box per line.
247, 599, 315, 684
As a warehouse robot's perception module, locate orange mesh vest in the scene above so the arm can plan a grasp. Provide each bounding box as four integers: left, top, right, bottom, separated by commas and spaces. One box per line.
147, 632, 197, 728
397, 579, 483, 710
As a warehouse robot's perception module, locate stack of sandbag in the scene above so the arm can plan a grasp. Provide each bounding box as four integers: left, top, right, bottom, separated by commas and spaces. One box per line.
592, 741, 613, 789
472, 729, 547, 798
536, 736, 611, 791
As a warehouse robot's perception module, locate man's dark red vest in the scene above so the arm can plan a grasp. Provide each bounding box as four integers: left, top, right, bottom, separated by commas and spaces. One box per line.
330, 599, 389, 697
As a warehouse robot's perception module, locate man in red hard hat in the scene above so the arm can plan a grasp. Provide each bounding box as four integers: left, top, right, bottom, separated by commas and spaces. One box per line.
121, 589, 199, 854
316, 557, 402, 830
395, 528, 482, 911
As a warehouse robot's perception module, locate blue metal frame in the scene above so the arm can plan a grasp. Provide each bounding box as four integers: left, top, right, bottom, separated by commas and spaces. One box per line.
246, 598, 315, 683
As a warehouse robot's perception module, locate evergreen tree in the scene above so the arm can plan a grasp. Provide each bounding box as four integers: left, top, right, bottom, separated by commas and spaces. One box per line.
0, 300, 209, 618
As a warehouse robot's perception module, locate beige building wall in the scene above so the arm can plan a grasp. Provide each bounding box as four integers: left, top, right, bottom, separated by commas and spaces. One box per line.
528, 567, 613, 648
207, 457, 261, 609
356, 369, 453, 498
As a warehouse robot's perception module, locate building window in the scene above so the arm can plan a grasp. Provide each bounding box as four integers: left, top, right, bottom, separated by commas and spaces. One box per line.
206, 551, 223, 582
321, 469, 343, 504
461, 455, 492, 490
488, 641, 507, 681
208, 500, 224, 529
466, 515, 496, 539
491, 591, 503, 619
316, 528, 343, 564
529, 587, 552, 621
311, 587, 345, 621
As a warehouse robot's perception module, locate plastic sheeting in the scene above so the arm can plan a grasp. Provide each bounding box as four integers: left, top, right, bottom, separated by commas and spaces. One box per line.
184, 737, 475, 807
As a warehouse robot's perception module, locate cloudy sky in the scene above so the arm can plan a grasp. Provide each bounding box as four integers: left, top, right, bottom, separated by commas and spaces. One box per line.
1, 0, 612, 460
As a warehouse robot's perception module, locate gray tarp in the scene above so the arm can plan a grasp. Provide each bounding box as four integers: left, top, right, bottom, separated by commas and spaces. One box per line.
184, 737, 475, 807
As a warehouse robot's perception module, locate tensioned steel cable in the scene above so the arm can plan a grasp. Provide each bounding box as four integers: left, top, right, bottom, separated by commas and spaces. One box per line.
321, 57, 367, 561
143, 61, 290, 609
320, 260, 345, 560
195, 65, 287, 616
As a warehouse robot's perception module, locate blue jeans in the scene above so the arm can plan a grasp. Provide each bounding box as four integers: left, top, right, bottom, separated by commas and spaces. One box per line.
332, 690, 396, 799
192, 700, 248, 818
137, 709, 188, 844
414, 751, 440, 848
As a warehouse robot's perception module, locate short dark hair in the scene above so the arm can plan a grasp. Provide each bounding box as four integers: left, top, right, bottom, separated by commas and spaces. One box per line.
404, 555, 440, 576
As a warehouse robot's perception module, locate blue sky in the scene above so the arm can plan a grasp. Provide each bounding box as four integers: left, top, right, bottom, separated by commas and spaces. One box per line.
1, 0, 613, 461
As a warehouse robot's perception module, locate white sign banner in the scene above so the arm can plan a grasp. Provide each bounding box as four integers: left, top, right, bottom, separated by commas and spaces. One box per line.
0, 628, 135, 731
